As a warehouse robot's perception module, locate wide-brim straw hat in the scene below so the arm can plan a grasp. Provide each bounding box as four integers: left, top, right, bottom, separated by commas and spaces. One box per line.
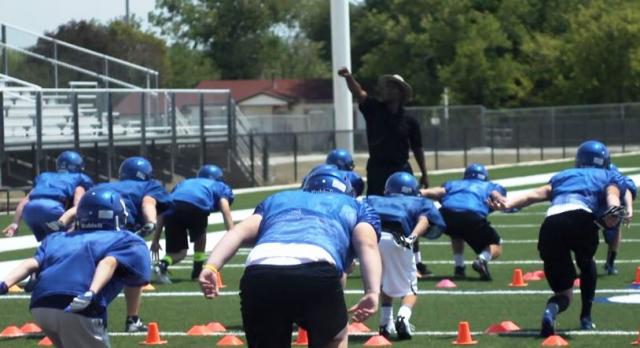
379, 74, 413, 103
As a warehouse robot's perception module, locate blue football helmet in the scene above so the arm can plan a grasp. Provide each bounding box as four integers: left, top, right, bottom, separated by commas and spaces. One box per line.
575, 140, 609, 169
384, 172, 420, 196
56, 151, 84, 173
464, 163, 488, 181
119, 157, 153, 181
348, 172, 366, 197
302, 166, 352, 195
326, 149, 355, 171
76, 187, 128, 230
198, 165, 224, 181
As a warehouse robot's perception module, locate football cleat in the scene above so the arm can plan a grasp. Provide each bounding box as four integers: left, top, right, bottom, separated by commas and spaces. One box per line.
580, 316, 596, 330
378, 322, 397, 339
416, 262, 432, 277
454, 265, 466, 278
151, 263, 171, 285
395, 316, 414, 340
125, 317, 148, 333
603, 263, 618, 275
472, 258, 492, 281
540, 309, 556, 338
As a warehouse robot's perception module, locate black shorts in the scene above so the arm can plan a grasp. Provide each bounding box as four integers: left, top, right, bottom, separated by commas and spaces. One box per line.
440, 208, 501, 254
366, 161, 412, 196
164, 201, 209, 253
240, 262, 347, 348
538, 209, 599, 293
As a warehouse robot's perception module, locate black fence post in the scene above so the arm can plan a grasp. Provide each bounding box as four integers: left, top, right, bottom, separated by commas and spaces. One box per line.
620, 118, 626, 153
94, 141, 99, 180
262, 135, 270, 184
490, 126, 495, 165
463, 127, 468, 168
515, 124, 520, 163
140, 92, 147, 157
35, 92, 43, 175
561, 122, 566, 158
1, 24, 7, 75
199, 93, 206, 166
72, 93, 80, 151
434, 128, 439, 170
249, 132, 256, 186
539, 123, 544, 160
170, 92, 177, 181
293, 133, 298, 182
107, 92, 114, 180
31, 143, 37, 179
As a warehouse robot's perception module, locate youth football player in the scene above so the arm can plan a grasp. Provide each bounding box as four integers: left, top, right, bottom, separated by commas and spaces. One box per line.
0, 187, 150, 348
151, 164, 234, 283
199, 166, 382, 348
365, 172, 445, 340
421, 163, 507, 280
499, 140, 626, 336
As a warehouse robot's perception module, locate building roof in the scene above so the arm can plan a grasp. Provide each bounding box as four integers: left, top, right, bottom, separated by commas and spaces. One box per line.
196, 79, 333, 103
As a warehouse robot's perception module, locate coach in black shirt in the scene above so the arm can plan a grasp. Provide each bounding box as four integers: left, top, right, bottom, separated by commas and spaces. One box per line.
338, 67, 429, 195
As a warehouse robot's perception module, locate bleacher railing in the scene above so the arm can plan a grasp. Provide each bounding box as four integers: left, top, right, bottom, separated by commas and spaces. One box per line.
0, 22, 158, 89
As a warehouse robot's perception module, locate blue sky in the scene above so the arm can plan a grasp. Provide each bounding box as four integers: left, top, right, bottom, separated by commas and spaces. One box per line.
0, 0, 157, 35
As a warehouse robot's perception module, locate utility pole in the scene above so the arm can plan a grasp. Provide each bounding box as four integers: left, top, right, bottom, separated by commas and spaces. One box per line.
125, 0, 130, 25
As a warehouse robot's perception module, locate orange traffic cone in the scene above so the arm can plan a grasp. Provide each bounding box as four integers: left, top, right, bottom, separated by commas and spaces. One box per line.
142, 283, 156, 291
8, 284, 23, 293
509, 268, 528, 287
217, 335, 244, 346
20, 322, 42, 334
632, 267, 640, 286
0, 325, 25, 337
348, 322, 371, 333
452, 321, 478, 345
187, 325, 213, 336
139, 322, 167, 345
206, 322, 227, 332
541, 335, 569, 346
216, 271, 227, 289
631, 327, 640, 345
485, 320, 520, 334
363, 335, 392, 346
38, 337, 53, 346
293, 328, 309, 346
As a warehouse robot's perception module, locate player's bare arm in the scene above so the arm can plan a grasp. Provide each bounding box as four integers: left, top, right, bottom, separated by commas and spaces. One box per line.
348, 222, 381, 323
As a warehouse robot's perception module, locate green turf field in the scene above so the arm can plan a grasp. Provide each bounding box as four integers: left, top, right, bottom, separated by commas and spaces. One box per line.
1, 155, 640, 347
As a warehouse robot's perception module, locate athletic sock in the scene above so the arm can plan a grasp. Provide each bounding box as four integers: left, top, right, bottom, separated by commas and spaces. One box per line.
579, 259, 597, 319
453, 254, 465, 267
546, 294, 569, 314
397, 305, 413, 321
607, 251, 617, 267
414, 252, 422, 264
380, 305, 393, 326
479, 250, 492, 262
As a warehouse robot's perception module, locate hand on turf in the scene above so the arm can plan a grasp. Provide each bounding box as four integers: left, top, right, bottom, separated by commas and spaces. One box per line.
136, 223, 156, 238
624, 210, 633, 227
600, 205, 626, 229
420, 175, 429, 189
3, 223, 18, 237
348, 292, 378, 323
150, 240, 162, 261
65, 291, 94, 312
0, 281, 8, 295
199, 268, 219, 299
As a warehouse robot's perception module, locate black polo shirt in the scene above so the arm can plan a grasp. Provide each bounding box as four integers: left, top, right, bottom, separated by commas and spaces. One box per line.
359, 97, 422, 166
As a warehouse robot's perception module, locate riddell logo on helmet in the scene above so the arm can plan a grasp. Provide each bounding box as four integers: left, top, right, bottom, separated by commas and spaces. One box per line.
79, 222, 104, 229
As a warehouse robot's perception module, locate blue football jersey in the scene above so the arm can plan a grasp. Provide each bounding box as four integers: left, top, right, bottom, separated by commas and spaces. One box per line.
253, 190, 381, 273
364, 195, 446, 237
31, 229, 150, 319
29, 172, 93, 204
441, 179, 507, 218
171, 178, 234, 213
96, 180, 172, 228
549, 167, 627, 216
